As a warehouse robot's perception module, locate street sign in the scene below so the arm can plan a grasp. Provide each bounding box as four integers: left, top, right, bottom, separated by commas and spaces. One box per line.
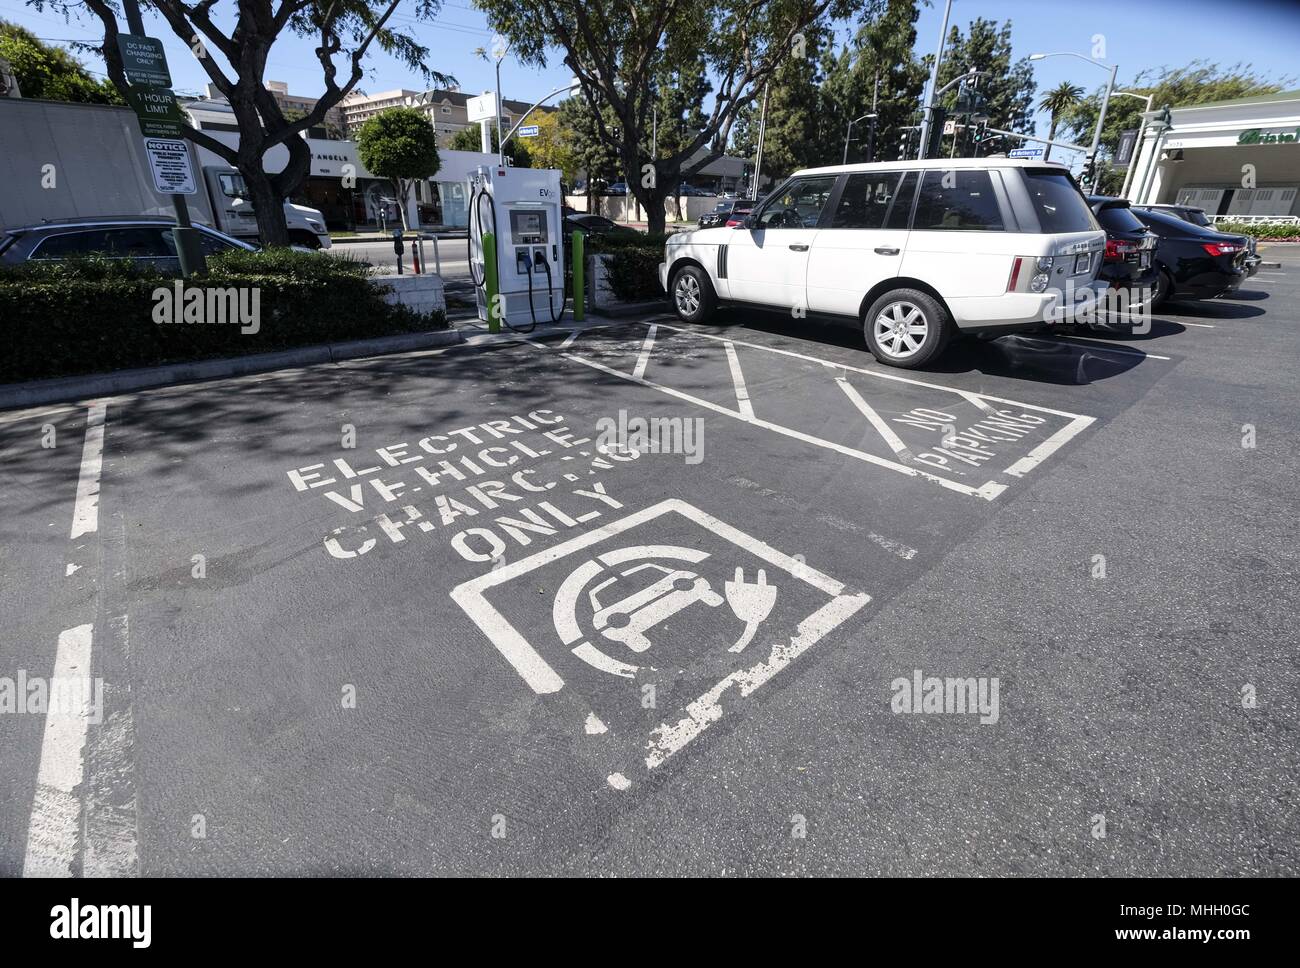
1008, 147, 1044, 159
942, 119, 956, 136
116, 33, 171, 88
517, 124, 539, 138
125, 85, 186, 138
467, 92, 498, 122
143, 138, 196, 195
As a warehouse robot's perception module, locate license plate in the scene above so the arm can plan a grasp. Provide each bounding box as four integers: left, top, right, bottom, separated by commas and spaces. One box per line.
1073, 253, 1091, 274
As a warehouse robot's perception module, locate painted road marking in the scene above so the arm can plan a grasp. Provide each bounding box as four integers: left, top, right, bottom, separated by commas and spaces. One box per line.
23, 624, 94, 878
722, 339, 756, 419
70, 402, 107, 540
560, 323, 1095, 500
451, 499, 870, 783
836, 377, 914, 462
1178, 321, 1216, 328
632, 324, 658, 381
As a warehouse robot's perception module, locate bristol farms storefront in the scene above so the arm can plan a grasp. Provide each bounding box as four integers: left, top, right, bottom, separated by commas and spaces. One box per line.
1126, 89, 1300, 221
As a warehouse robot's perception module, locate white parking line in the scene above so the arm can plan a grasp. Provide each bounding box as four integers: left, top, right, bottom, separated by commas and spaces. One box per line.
722, 340, 755, 419
632, 324, 658, 381
23, 624, 94, 878
70, 402, 107, 540
1178, 321, 1216, 328
836, 377, 914, 461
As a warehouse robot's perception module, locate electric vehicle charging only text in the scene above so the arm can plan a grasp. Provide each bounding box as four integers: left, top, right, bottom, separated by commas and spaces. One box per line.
467, 165, 566, 333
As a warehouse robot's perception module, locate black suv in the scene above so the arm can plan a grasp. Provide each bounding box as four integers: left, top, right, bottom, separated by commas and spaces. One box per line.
1086, 195, 1159, 329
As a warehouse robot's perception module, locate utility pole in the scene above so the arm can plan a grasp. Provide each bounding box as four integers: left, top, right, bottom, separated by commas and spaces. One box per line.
121, 0, 204, 276
917, 0, 954, 159
751, 84, 769, 202
868, 71, 879, 163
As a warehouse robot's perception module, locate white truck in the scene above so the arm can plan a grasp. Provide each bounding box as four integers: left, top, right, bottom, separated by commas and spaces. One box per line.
0, 96, 331, 248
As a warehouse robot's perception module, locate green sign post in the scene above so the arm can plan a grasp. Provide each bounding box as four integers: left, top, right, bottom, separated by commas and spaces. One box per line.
116, 33, 171, 88
124, 85, 186, 139
115, 13, 204, 277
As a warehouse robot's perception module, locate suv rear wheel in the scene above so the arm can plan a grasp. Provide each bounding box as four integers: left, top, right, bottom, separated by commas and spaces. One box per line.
670, 264, 717, 323
863, 288, 952, 368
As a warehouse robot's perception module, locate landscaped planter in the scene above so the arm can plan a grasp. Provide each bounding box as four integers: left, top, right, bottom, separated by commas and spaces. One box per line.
586, 252, 666, 316
375, 273, 446, 315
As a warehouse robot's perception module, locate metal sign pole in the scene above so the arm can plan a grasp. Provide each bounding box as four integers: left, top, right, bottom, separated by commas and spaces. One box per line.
122, 0, 204, 277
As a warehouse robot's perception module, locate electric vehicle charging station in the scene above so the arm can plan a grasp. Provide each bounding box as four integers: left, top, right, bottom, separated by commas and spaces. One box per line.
468, 164, 566, 333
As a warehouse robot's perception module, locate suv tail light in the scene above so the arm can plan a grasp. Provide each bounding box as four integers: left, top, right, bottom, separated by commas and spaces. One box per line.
1007, 256, 1053, 293
1202, 242, 1243, 257
1104, 239, 1139, 262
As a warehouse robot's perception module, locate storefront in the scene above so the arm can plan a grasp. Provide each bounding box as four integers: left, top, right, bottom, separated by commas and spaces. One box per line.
1125, 89, 1300, 220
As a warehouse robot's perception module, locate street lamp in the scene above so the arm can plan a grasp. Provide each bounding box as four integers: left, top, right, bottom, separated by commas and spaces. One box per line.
1111, 90, 1154, 199
474, 35, 512, 165
843, 113, 877, 165
1029, 51, 1118, 192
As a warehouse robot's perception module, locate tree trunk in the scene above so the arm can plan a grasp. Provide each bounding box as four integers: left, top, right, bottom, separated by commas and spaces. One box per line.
1044, 118, 1057, 162
395, 179, 411, 231
244, 167, 290, 247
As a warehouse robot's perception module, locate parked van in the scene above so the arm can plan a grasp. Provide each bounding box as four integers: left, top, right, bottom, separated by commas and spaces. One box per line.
659, 159, 1106, 368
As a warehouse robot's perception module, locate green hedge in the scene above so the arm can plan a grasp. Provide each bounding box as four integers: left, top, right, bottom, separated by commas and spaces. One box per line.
0, 250, 446, 383
589, 233, 669, 302
1213, 222, 1300, 240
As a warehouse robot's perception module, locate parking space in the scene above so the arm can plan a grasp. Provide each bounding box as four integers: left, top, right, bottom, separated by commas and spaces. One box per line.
1, 248, 1298, 876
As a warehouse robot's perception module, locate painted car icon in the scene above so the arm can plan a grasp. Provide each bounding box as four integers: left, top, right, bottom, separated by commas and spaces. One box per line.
589, 563, 723, 653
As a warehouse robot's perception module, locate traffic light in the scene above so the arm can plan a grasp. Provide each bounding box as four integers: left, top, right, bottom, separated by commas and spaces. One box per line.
926, 106, 946, 160
1080, 154, 1097, 188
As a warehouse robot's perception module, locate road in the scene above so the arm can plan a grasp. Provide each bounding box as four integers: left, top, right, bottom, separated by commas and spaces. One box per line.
2, 250, 1297, 876
334, 238, 472, 281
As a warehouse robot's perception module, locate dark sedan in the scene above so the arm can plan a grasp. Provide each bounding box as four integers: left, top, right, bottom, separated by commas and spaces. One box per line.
698, 198, 754, 229
1128, 206, 1252, 310
562, 210, 640, 244
1135, 204, 1260, 278
1085, 195, 1159, 330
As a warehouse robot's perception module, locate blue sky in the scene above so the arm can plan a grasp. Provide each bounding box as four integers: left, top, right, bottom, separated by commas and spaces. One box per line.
4, 0, 1298, 159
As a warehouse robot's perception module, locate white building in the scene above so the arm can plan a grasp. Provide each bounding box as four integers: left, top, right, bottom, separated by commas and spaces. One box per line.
1125, 89, 1300, 219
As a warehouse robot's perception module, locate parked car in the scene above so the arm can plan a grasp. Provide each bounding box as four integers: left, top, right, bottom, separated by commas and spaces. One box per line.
1085, 195, 1159, 330
698, 198, 755, 229
676, 184, 712, 197
561, 209, 640, 243
604, 182, 629, 195
1128, 206, 1252, 309
0, 217, 257, 271
1134, 203, 1260, 277
659, 159, 1107, 368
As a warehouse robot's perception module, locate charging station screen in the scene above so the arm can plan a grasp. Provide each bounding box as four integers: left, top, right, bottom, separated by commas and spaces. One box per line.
510, 210, 548, 244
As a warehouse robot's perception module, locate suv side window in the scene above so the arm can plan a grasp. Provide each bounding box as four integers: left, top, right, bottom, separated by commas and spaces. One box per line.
831, 173, 905, 229
30, 230, 113, 259
885, 171, 919, 229
196, 229, 241, 257
914, 170, 1005, 231
754, 175, 837, 229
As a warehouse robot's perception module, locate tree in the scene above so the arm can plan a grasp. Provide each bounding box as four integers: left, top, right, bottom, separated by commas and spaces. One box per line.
448, 123, 534, 167
933, 18, 1035, 157
0, 20, 121, 103
1038, 81, 1083, 161
526, 110, 578, 186
557, 94, 619, 214
355, 107, 441, 231
33, 1, 454, 246
647, 52, 711, 218
474, 0, 867, 234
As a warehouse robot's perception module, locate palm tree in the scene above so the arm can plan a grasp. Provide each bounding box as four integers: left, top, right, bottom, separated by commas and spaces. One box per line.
1038, 82, 1084, 161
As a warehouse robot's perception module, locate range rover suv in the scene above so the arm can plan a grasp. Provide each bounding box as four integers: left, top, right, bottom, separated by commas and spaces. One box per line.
659, 159, 1107, 368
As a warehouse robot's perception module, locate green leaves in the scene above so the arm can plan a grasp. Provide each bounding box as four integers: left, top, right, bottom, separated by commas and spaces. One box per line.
355, 107, 442, 181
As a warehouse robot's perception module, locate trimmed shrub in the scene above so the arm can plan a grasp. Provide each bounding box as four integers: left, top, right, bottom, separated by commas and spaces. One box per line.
1213, 221, 1300, 241
588, 233, 669, 302
0, 249, 446, 383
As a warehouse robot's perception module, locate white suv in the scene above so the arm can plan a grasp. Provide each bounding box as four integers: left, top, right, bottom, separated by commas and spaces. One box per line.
659, 159, 1107, 368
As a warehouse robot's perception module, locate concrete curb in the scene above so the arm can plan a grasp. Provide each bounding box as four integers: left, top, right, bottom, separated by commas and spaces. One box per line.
0, 329, 464, 411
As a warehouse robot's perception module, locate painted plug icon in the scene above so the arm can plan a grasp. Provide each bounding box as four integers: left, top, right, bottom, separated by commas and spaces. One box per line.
725, 567, 777, 653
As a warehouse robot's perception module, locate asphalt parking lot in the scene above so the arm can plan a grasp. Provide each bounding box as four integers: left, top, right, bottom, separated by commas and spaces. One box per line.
2, 248, 1297, 877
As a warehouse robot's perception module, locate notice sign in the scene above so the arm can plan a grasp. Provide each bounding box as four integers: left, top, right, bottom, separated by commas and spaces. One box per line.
117, 34, 172, 88
144, 138, 196, 195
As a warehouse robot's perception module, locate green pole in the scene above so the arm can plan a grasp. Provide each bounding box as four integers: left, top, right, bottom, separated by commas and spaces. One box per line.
571, 230, 585, 322
483, 231, 501, 334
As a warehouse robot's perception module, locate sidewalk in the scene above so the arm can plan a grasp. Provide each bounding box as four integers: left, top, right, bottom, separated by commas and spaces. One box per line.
331, 229, 467, 244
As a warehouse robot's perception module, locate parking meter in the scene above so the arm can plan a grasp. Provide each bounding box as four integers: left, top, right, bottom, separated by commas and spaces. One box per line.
393, 228, 405, 275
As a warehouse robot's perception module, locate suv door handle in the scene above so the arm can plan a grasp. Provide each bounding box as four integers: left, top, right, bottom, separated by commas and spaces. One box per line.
874, 246, 900, 256
788, 243, 809, 251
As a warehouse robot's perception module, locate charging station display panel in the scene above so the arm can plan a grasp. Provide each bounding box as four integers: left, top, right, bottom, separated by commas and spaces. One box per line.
510, 209, 549, 245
